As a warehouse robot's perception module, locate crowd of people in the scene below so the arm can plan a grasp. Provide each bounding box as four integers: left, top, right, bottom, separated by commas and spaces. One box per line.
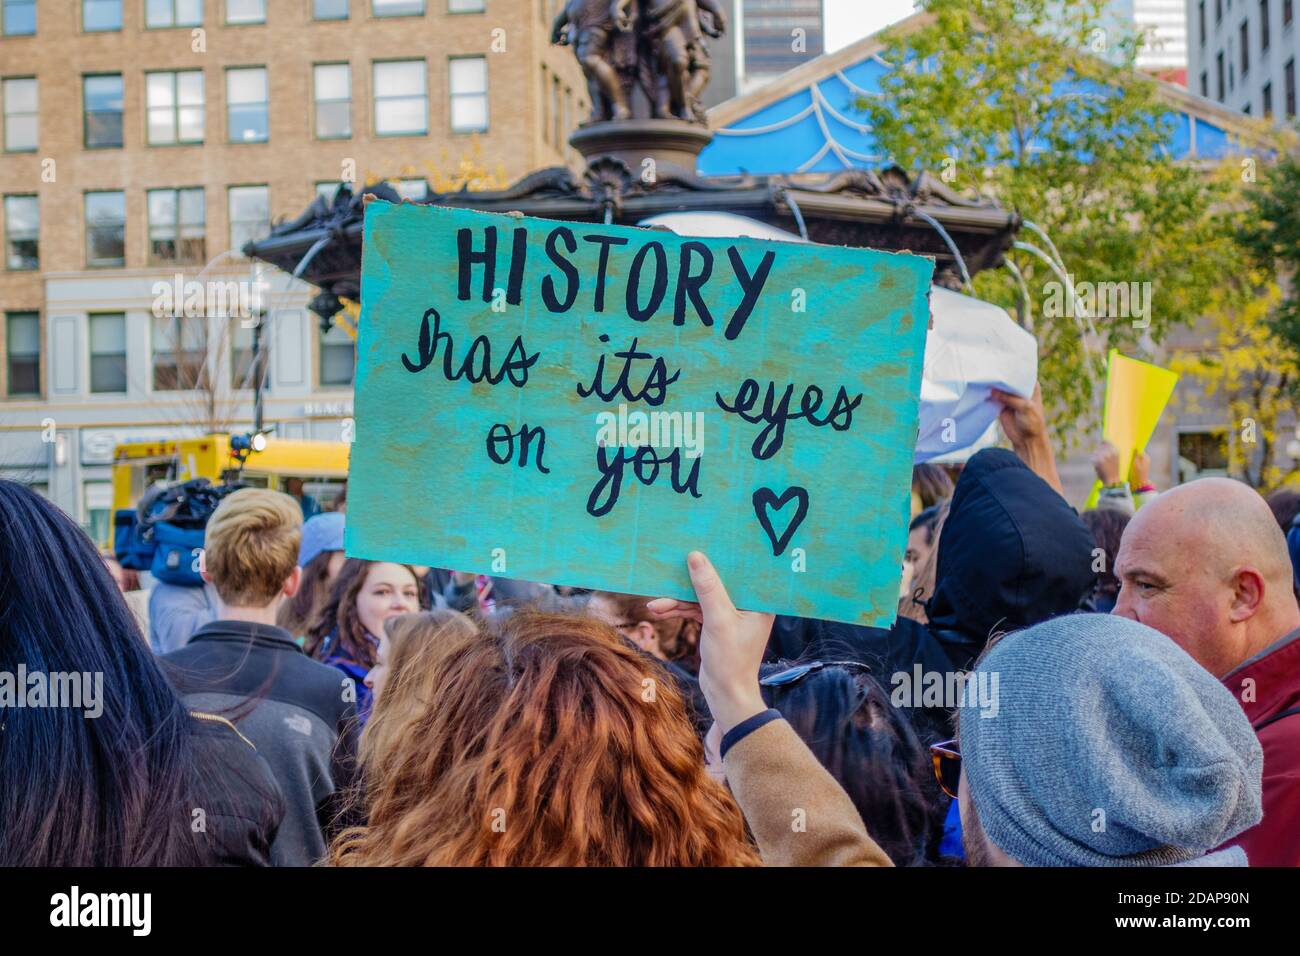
1, 384, 1297, 868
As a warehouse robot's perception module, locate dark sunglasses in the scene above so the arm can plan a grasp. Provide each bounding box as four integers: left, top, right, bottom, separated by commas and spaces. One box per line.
930, 738, 961, 799
759, 659, 872, 687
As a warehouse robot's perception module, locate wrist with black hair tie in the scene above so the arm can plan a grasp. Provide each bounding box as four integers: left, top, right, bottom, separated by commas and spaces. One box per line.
719, 708, 783, 759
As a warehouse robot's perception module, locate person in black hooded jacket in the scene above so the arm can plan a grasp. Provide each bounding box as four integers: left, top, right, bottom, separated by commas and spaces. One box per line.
768, 447, 1096, 744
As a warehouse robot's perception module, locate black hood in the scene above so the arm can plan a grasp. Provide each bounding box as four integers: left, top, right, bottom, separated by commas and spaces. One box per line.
926, 448, 1094, 650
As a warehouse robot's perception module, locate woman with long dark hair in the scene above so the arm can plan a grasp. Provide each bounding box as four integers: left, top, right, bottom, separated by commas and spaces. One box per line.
751, 662, 951, 865
0, 480, 282, 866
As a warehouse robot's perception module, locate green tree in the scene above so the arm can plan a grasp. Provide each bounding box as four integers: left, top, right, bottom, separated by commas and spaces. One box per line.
1170, 152, 1300, 491
861, 0, 1243, 444
1240, 145, 1300, 352
1168, 279, 1300, 491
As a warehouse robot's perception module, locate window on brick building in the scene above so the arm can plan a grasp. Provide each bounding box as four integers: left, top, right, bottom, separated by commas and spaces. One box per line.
5, 311, 39, 395
373, 0, 422, 15
146, 70, 204, 145
147, 187, 206, 264
84, 0, 122, 30
152, 314, 208, 391
449, 56, 488, 132
319, 321, 355, 386
314, 63, 351, 139
3, 194, 38, 270
374, 60, 427, 135
3, 77, 37, 151
227, 67, 269, 142
226, 0, 264, 23
2, 0, 35, 34
228, 185, 269, 256
85, 191, 126, 267
146, 0, 203, 28
314, 0, 347, 17
84, 74, 124, 148
89, 313, 127, 393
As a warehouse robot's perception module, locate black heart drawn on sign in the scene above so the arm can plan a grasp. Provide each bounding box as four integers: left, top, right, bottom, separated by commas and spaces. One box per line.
752, 486, 810, 557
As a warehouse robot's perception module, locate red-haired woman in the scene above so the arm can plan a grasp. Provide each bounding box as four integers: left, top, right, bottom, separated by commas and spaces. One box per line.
327, 611, 760, 866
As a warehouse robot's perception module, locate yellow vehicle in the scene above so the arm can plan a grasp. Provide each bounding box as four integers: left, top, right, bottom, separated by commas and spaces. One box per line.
110, 433, 350, 531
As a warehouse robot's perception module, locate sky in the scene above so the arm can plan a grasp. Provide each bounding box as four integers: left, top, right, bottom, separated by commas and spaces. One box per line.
823, 0, 918, 53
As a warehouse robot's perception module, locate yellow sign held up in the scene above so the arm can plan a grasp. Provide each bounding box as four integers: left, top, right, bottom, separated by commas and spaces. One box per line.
1085, 350, 1179, 509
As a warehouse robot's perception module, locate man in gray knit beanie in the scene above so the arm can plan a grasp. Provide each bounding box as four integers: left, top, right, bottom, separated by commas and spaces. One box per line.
957, 613, 1263, 866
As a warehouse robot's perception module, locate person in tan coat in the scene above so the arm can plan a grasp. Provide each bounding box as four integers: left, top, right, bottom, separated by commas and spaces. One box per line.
720, 717, 892, 866
650, 552, 892, 867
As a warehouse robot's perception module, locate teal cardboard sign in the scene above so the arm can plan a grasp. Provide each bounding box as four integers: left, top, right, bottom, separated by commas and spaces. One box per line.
347, 202, 933, 626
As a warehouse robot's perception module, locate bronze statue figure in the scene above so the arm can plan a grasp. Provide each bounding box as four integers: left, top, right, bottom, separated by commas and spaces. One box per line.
552, 0, 727, 127
551, 0, 635, 123
640, 0, 726, 123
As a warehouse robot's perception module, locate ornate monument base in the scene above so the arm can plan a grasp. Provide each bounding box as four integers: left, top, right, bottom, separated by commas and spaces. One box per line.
570, 119, 714, 172
246, 4, 1021, 320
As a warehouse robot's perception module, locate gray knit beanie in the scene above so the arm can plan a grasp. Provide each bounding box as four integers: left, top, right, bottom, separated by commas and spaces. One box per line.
959, 613, 1263, 866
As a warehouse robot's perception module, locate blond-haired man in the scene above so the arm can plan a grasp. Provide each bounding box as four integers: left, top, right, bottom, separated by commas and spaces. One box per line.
161, 488, 359, 866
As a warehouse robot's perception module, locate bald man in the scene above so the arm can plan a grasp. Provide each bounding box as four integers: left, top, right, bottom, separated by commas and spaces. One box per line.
1115, 477, 1300, 866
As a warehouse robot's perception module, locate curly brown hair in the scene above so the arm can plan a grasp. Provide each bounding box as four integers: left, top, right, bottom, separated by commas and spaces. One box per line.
304, 558, 424, 668
327, 611, 760, 866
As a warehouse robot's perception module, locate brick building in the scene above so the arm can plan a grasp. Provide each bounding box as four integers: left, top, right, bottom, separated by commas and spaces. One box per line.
0, 0, 586, 535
